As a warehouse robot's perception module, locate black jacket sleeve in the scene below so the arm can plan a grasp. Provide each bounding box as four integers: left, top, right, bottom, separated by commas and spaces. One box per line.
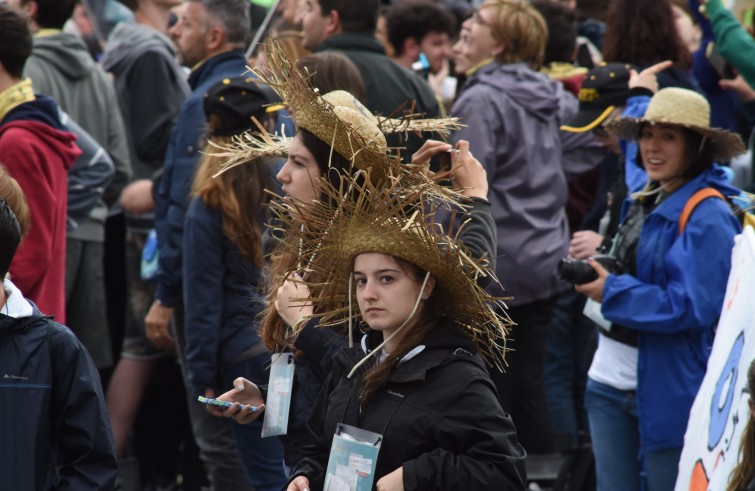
454, 197, 497, 287
127, 51, 187, 167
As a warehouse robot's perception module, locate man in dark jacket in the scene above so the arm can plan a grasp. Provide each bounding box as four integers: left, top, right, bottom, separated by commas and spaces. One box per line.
0, 172, 117, 490
301, 0, 439, 157
145, 1, 259, 489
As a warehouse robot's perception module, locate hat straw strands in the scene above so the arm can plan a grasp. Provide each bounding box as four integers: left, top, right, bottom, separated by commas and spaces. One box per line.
209, 40, 463, 180
609, 87, 745, 162
272, 170, 511, 371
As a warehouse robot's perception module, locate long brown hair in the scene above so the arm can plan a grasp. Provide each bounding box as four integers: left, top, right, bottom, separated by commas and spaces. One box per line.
602, 0, 691, 69
191, 136, 272, 267
728, 359, 755, 491
259, 129, 354, 351
359, 256, 441, 409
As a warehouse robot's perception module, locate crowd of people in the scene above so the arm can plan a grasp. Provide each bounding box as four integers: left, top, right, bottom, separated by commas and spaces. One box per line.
1, 0, 755, 490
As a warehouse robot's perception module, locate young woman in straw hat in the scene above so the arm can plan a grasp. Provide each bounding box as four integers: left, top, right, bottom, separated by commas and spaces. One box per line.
217, 173, 526, 491
208, 41, 497, 469
576, 86, 743, 491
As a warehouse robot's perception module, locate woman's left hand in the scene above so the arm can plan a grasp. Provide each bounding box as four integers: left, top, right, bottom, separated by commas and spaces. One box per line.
449, 140, 488, 200
574, 258, 610, 303
376, 466, 404, 491
275, 274, 314, 328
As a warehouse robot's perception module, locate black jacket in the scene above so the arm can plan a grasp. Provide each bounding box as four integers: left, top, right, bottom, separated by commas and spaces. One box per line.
0, 291, 117, 489
290, 319, 527, 490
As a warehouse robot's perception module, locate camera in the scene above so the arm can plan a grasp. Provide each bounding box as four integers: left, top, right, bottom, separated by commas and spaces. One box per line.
557, 254, 623, 285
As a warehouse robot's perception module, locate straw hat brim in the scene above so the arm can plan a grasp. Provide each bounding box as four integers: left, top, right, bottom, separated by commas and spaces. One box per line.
274, 171, 510, 369
610, 117, 745, 163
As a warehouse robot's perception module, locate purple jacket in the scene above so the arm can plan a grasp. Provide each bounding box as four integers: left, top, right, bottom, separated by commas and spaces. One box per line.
452, 62, 572, 305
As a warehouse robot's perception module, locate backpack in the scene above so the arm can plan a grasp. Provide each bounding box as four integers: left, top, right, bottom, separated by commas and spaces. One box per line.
679, 187, 755, 235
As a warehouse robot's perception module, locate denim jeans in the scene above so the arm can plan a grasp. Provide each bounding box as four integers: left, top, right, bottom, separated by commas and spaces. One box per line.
545, 290, 593, 450
644, 447, 682, 491
585, 378, 642, 491
223, 354, 287, 491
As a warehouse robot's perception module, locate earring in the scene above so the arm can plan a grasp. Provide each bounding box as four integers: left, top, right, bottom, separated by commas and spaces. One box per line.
421, 296, 429, 300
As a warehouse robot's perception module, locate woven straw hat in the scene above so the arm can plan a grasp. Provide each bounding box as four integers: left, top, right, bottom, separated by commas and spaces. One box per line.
210, 41, 461, 179
275, 171, 510, 370
610, 87, 745, 162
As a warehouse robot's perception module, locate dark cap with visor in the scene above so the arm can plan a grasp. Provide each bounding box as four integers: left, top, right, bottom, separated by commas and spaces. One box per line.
203, 76, 284, 137
561, 62, 635, 133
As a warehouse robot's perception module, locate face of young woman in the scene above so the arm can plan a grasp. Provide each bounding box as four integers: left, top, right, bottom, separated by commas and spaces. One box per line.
672, 5, 701, 53
354, 253, 433, 337
276, 133, 322, 202
452, 8, 501, 74
639, 124, 690, 186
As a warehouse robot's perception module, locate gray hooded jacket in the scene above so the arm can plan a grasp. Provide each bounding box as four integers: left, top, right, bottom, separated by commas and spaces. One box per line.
451, 62, 572, 306
25, 32, 131, 224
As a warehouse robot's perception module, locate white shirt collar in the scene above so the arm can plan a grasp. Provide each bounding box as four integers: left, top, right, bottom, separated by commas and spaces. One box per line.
2, 279, 34, 318
360, 334, 426, 366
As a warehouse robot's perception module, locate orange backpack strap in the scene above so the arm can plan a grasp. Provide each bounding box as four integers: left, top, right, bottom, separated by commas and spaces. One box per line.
678, 188, 726, 235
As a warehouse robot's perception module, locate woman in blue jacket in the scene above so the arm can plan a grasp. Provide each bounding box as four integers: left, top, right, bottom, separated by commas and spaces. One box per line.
576, 87, 744, 491
182, 77, 287, 491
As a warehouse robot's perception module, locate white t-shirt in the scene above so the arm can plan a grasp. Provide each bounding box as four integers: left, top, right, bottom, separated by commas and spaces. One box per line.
588, 332, 638, 391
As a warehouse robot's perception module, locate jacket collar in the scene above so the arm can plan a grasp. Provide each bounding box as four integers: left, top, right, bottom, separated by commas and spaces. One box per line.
354, 319, 480, 384
315, 33, 385, 55
645, 166, 735, 223
188, 49, 246, 90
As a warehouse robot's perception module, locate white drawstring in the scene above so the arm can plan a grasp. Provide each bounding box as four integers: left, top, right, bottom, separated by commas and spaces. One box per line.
346, 271, 431, 379
348, 273, 354, 349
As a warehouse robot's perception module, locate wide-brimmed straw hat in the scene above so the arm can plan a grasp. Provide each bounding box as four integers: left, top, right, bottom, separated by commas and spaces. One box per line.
210, 41, 462, 180
610, 87, 745, 162
275, 171, 510, 370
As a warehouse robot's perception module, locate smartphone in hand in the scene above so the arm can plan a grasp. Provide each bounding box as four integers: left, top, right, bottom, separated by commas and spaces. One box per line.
197, 395, 259, 413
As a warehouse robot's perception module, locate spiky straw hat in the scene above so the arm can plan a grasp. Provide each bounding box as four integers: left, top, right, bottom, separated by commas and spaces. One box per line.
210, 41, 462, 179
610, 87, 745, 162
275, 170, 510, 370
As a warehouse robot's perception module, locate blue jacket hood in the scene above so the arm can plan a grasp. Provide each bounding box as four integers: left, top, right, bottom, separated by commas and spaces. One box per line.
1, 94, 64, 130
